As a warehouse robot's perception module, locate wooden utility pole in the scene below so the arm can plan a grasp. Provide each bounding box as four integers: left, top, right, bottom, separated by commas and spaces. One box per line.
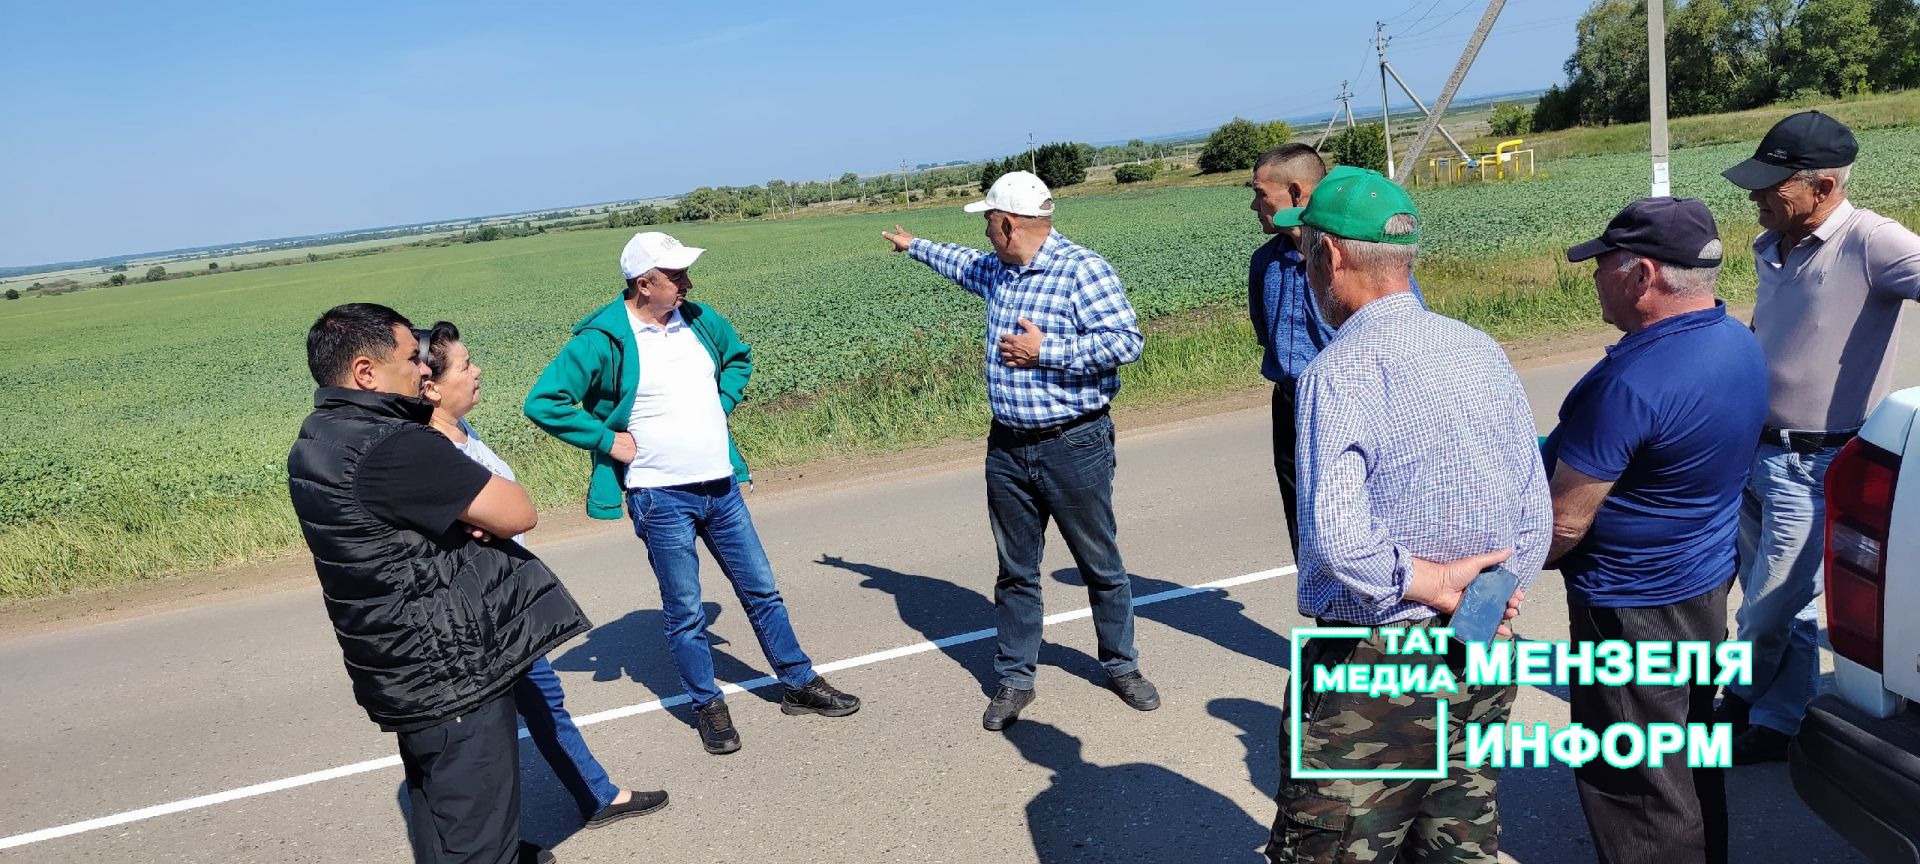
1393, 0, 1508, 185
1648, 0, 1671, 196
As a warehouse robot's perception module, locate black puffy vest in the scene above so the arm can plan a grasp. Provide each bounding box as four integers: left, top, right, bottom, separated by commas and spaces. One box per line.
287, 388, 590, 731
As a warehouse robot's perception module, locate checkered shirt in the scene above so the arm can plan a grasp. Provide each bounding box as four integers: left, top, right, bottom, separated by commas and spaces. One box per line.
1295, 292, 1552, 625
909, 231, 1143, 428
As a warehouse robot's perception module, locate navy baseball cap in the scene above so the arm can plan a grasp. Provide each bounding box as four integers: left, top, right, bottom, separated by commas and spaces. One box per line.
1567, 197, 1724, 269
1722, 110, 1858, 191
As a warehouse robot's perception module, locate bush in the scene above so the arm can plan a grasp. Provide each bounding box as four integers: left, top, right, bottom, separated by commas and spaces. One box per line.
1198, 118, 1293, 174
107, 273, 127, 287
1488, 104, 1533, 138
4, 288, 18, 300
1325, 123, 1388, 173
1032, 141, 1090, 189
145, 266, 166, 282
1114, 163, 1158, 183
1531, 84, 1579, 132
979, 156, 1016, 193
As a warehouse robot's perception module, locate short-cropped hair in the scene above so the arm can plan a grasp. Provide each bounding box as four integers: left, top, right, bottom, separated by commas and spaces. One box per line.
307, 303, 412, 386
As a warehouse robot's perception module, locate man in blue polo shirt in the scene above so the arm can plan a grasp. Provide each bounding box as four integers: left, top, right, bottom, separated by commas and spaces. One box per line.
1542, 198, 1766, 864
1247, 147, 1424, 557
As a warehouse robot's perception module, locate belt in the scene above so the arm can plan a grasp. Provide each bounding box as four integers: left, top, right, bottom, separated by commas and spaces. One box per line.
1760, 426, 1857, 453
992, 406, 1110, 444
630, 476, 732, 494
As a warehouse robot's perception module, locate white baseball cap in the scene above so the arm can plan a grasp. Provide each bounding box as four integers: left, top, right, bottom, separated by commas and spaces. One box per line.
619, 231, 705, 280
963, 170, 1055, 217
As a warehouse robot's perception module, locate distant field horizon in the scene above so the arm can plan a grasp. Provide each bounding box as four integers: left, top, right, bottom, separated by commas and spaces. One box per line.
0, 90, 1553, 279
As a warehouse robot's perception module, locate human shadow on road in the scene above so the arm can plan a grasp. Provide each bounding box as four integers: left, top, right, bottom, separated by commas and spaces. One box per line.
1048, 569, 1293, 671
1209, 697, 1283, 799
818, 554, 1108, 695
1002, 720, 1267, 863
548, 602, 780, 711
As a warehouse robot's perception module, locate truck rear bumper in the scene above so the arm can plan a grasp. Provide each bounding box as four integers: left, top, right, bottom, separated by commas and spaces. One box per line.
1791, 694, 1920, 863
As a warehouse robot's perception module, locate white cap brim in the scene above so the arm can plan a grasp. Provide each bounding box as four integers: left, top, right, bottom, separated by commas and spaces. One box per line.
963, 199, 1053, 216
654, 245, 704, 270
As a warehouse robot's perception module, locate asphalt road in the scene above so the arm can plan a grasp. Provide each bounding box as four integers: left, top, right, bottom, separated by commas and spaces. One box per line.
4, 311, 1916, 864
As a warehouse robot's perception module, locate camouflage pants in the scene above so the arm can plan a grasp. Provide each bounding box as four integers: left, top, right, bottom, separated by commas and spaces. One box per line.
1267, 618, 1515, 864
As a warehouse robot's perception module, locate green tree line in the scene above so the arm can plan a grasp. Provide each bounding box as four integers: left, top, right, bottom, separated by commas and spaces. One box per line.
1535, 0, 1920, 130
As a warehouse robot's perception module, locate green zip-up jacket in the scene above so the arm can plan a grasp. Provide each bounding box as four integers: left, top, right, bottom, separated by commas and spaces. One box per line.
524, 297, 752, 520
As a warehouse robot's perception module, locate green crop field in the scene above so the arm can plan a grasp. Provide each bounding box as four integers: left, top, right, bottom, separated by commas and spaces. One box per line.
5, 125, 1920, 599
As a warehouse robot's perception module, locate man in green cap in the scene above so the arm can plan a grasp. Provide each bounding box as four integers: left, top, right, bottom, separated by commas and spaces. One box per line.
1265, 169, 1551, 863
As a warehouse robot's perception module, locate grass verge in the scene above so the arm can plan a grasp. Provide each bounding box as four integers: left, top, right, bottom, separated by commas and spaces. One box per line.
1459, 89, 1920, 162
0, 305, 1271, 600
0, 267, 1628, 603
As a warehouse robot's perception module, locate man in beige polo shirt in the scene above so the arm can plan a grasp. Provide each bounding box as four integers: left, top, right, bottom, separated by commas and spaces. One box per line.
1717, 111, 1920, 763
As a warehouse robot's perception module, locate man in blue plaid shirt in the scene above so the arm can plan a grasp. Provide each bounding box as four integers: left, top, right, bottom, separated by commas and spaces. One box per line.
884, 171, 1157, 732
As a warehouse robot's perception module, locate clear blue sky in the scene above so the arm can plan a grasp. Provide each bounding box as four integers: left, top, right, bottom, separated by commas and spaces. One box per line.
0, 0, 1590, 267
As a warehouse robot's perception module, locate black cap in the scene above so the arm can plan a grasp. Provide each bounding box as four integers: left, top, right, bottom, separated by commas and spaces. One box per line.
1722, 110, 1858, 190
1567, 197, 1724, 269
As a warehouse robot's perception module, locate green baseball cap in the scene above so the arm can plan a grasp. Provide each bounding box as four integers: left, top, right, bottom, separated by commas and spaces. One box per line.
1270, 166, 1419, 244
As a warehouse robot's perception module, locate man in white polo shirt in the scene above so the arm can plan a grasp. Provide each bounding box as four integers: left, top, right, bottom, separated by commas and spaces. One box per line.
526, 232, 860, 756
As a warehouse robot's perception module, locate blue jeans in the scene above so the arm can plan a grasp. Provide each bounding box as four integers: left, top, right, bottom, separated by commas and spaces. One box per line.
512, 657, 618, 819
1730, 443, 1836, 735
627, 478, 816, 708
984, 414, 1139, 690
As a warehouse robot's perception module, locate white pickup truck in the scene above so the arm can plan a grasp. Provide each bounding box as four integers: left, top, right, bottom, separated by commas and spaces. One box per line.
1792, 386, 1920, 863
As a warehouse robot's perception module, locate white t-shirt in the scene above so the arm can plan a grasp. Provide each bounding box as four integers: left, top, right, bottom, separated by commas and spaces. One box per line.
624, 307, 733, 488
450, 419, 525, 547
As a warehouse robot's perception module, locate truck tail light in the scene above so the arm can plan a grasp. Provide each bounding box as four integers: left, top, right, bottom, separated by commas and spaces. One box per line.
1824, 437, 1899, 673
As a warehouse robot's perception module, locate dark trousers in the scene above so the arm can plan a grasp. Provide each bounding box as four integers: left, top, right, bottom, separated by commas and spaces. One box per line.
1271, 380, 1301, 558
397, 687, 529, 864
984, 414, 1139, 690
1569, 579, 1731, 864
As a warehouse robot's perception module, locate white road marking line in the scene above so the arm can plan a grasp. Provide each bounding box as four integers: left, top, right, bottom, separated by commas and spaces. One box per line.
0, 565, 1295, 851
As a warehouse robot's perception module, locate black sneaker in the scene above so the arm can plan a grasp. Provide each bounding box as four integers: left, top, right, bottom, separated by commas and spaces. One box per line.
695, 700, 742, 755
781, 675, 861, 717
1713, 691, 1752, 736
1731, 725, 1791, 765
1109, 671, 1162, 711
983, 685, 1036, 731
584, 789, 669, 829
518, 841, 555, 864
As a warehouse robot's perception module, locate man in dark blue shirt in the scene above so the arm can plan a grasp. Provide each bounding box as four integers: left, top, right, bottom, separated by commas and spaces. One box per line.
1248, 146, 1423, 556
1544, 198, 1767, 864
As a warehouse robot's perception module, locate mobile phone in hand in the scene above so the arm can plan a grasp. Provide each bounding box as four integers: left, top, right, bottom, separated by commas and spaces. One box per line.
1451, 564, 1520, 644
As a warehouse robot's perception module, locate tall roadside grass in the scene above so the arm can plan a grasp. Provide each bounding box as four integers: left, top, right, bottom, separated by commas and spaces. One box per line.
1459, 89, 1920, 162
0, 306, 1265, 598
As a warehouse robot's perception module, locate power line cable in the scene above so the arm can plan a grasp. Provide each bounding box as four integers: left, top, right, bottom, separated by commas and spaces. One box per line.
1398, 0, 1478, 41
1391, 13, 1581, 50
1382, 0, 1436, 24
1391, 0, 1447, 36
